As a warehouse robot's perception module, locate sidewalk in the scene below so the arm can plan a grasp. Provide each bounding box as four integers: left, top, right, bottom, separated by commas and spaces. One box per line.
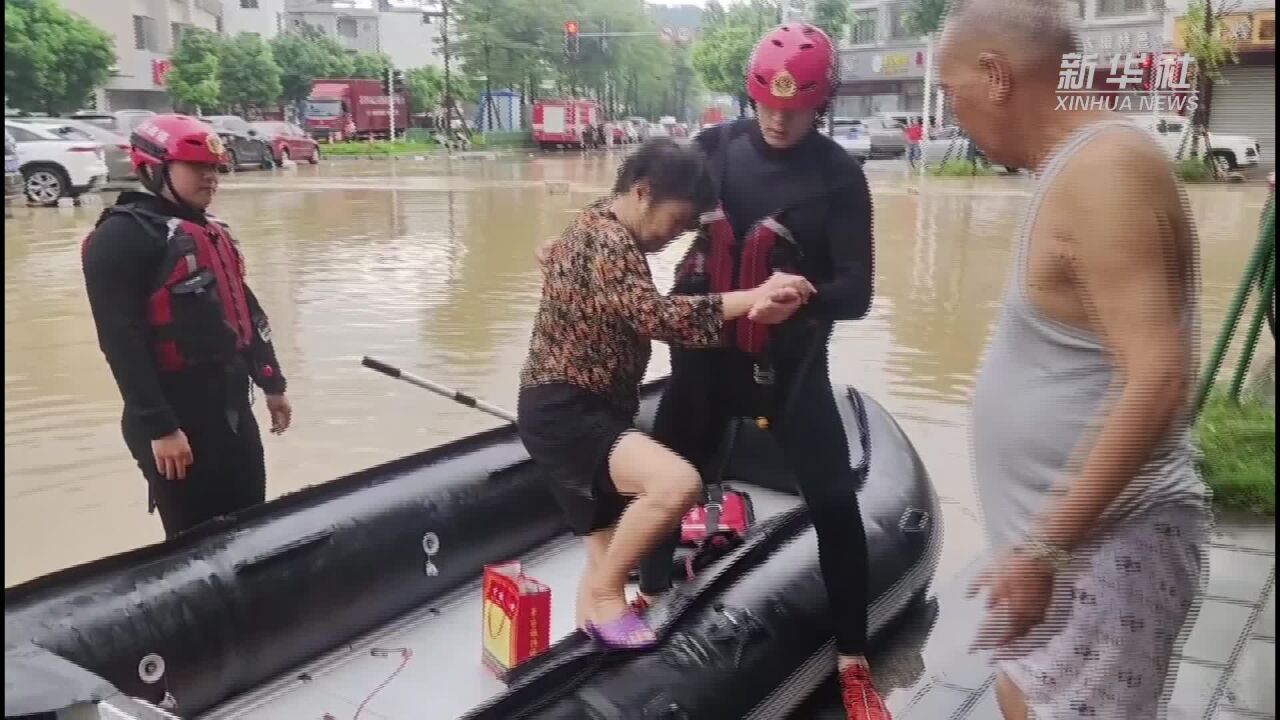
865, 514, 1275, 720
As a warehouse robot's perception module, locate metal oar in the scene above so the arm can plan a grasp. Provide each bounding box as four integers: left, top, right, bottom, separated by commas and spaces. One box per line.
361, 356, 517, 424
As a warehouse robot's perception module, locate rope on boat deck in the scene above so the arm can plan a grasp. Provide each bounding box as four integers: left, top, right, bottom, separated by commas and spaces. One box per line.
323, 647, 414, 720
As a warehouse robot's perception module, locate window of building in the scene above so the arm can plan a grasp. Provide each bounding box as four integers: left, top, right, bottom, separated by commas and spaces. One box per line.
887, 5, 915, 40
171, 22, 186, 48
337, 16, 359, 38
1096, 0, 1146, 17
241, 0, 260, 8
849, 9, 878, 45
216, 15, 224, 33
133, 15, 158, 51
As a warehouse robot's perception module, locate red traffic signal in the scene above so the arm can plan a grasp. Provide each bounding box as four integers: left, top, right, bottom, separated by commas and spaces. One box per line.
564, 20, 580, 56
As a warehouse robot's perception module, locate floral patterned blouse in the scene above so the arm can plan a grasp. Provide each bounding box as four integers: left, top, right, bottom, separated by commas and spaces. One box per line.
519, 197, 724, 417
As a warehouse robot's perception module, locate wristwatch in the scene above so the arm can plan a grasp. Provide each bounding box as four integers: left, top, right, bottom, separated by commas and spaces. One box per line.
1019, 535, 1072, 573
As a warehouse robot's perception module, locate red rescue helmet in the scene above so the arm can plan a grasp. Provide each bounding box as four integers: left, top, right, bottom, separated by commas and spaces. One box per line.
129, 114, 226, 172
746, 24, 837, 112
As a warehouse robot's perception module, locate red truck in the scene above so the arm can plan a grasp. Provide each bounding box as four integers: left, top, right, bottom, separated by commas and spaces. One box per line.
531, 99, 600, 150
304, 78, 408, 142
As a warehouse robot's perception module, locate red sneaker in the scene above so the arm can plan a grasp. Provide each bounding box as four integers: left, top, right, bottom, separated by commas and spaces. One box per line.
838, 663, 891, 720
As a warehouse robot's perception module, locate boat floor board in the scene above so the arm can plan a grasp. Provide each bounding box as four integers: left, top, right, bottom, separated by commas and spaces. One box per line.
204, 486, 803, 720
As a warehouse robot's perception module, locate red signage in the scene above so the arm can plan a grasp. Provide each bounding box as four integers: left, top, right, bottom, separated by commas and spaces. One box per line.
152, 59, 172, 87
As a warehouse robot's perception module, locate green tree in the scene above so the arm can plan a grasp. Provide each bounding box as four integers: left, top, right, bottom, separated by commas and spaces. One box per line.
270, 28, 354, 105
167, 27, 223, 113
811, 0, 852, 42
691, 23, 757, 115
1180, 0, 1238, 174
219, 32, 283, 112
902, 0, 949, 36
4, 0, 115, 114
405, 66, 445, 114
350, 52, 392, 80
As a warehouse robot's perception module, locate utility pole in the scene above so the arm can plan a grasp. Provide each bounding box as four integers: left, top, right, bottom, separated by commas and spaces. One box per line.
387, 65, 397, 141
425, 0, 458, 135
442, 0, 454, 133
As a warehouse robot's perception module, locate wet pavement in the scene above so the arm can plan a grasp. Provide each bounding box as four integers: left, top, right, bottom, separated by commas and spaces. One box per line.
846, 514, 1276, 720
3, 153, 1274, 716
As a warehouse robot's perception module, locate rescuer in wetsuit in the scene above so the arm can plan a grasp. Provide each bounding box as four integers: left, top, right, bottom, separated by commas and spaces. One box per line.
82, 114, 292, 539
634, 25, 888, 719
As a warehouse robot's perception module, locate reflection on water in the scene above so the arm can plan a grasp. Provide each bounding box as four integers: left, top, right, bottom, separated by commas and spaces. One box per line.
3, 157, 1271, 586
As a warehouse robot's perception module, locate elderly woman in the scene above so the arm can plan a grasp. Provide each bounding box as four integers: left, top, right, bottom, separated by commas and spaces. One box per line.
518, 139, 814, 649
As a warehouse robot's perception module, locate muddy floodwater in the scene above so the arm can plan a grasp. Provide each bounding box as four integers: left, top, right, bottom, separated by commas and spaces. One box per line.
4, 154, 1273, 587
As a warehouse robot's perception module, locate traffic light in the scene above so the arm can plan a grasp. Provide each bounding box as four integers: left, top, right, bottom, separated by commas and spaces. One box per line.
564, 20, 580, 57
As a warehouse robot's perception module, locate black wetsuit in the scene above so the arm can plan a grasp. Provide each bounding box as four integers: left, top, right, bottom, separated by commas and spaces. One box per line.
82, 191, 286, 538
637, 119, 876, 655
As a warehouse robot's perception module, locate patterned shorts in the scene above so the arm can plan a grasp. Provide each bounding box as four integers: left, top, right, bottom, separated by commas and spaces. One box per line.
999, 502, 1211, 720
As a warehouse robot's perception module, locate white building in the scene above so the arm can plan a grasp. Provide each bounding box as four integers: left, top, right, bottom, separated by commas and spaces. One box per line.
284, 0, 442, 69
221, 0, 286, 39
835, 0, 1168, 118
378, 5, 445, 71
56, 0, 223, 112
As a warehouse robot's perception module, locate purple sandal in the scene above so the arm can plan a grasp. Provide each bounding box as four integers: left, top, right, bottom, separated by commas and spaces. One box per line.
585, 609, 658, 650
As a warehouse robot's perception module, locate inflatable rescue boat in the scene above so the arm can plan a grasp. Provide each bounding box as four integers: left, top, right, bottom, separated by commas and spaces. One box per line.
5, 376, 940, 720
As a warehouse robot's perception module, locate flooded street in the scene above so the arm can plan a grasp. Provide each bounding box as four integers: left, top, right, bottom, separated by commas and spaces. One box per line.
4, 154, 1272, 587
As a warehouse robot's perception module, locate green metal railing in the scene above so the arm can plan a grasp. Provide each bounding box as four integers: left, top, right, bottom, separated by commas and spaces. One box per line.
1193, 184, 1276, 418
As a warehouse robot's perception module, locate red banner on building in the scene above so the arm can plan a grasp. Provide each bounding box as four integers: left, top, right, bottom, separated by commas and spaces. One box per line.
152, 59, 172, 87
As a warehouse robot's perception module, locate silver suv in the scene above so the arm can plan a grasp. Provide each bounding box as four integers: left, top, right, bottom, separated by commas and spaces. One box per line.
5, 131, 22, 201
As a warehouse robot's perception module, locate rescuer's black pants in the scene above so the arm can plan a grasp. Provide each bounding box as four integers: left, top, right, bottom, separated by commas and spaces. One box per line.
637, 329, 870, 655
123, 374, 266, 540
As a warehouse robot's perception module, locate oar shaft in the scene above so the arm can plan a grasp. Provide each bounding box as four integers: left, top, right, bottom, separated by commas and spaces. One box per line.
362, 356, 518, 424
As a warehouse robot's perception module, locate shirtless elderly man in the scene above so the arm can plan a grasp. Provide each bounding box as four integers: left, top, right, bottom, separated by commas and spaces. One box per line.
940, 2, 1211, 719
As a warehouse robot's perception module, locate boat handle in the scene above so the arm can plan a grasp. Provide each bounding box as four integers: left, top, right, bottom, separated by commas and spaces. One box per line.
899, 508, 930, 533
233, 530, 335, 574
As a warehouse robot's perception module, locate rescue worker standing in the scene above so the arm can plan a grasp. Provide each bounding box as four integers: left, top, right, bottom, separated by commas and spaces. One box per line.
635, 25, 889, 719
82, 114, 292, 539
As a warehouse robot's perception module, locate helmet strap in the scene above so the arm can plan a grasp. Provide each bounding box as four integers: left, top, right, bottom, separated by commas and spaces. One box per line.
141, 163, 199, 213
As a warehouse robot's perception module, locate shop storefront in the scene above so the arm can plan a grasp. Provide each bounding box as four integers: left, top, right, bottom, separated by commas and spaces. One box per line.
1175, 10, 1275, 163
835, 43, 929, 118
1074, 20, 1172, 110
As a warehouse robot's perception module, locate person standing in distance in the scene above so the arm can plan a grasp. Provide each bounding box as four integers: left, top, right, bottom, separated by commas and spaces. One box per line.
82, 114, 293, 539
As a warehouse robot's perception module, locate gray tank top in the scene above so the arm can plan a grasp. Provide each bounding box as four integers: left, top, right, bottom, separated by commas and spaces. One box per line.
971, 119, 1208, 550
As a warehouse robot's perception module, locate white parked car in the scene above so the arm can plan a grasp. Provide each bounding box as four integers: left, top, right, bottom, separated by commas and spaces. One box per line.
5, 120, 108, 205
1130, 114, 1261, 172
823, 120, 871, 159
918, 126, 1019, 173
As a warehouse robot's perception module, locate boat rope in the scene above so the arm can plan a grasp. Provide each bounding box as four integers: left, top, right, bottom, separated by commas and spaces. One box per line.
328, 646, 413, 720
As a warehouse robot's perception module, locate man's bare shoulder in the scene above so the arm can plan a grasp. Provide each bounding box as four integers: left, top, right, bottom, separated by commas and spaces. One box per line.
1050, 127, 1184, 246
1057, 127, 1178, 207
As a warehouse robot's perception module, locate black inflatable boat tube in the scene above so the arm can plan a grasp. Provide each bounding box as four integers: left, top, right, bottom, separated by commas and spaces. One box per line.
465, 387, 941, 720
4, 412, 564, 716
4, 382, 940, 720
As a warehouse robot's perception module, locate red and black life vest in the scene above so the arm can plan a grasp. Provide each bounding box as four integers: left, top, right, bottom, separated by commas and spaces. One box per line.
675, 208, 803, 355
84, 205, 254, 373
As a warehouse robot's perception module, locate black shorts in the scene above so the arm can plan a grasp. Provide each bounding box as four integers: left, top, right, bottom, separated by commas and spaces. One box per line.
517, 383, 633, 536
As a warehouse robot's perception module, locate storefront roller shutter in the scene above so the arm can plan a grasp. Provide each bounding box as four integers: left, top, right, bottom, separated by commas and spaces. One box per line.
1210, 65, 1275, 164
